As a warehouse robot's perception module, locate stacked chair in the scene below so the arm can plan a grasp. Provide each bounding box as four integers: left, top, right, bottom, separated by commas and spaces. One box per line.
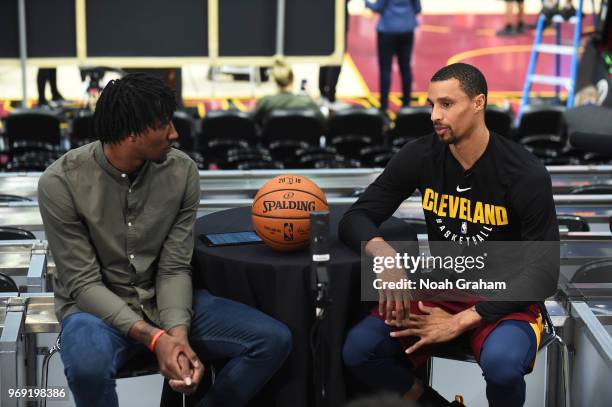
485, 106, 513, 139
391, 106, 433, 148
2, 103, 611, 170
328, 107, 384, 165
565, 105, 612, 165
515, 106, 569, 165
260, 109, 327, 168
173, 111, 205, 169
2, 110, 64, 171
69, 111, 96, 149
199, 110, 258, 168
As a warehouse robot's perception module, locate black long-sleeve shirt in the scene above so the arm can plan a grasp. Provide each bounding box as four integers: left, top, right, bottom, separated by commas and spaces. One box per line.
339, 132, 560, 322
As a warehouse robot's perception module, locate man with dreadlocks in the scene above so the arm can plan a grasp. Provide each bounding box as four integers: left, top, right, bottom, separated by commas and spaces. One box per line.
38, 73, 292, 407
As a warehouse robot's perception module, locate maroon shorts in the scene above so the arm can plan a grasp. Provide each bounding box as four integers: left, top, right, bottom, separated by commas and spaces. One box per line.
371, 301, 543, 368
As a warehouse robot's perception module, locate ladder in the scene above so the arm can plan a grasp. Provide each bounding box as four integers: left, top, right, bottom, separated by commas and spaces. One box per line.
519, 0, 588, 120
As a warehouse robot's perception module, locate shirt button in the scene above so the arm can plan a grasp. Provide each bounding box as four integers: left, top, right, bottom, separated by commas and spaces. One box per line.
121, 174, 127, 178
128, 222, 132, 227
130, 254, 135, 259
128, 188, 132, 193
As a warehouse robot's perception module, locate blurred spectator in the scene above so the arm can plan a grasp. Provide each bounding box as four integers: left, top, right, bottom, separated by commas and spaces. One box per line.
505, 0, 576, 36
319, 0, 350, 104
497, 0, 525, 36
37, 68, 64, 106
542, 0, 576, 22
252, 58, 323, 125
366, 0, 421, 114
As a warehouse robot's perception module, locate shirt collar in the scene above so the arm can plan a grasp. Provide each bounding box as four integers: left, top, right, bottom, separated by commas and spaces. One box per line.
93, 141, 149, 184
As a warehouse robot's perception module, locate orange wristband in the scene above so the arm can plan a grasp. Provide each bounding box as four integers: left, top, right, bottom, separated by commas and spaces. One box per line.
149, 329, 166, 352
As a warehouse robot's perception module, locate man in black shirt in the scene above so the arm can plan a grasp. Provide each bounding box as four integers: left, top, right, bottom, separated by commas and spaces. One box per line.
340, 63, 559, 407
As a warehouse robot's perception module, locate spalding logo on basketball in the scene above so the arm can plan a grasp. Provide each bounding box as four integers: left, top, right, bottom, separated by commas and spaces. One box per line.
252, 174, 329, 251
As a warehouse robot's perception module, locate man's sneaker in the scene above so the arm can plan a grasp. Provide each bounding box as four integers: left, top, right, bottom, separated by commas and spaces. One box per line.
418, 386, 466, 407
451, 394, 466, 406
496, 24, 514, 37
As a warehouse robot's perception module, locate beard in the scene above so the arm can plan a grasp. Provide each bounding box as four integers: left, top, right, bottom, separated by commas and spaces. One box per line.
442, 135, 457, 145
437, 130, 457, 145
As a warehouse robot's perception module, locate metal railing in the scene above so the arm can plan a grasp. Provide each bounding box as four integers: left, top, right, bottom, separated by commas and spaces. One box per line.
1, 166, 610, 200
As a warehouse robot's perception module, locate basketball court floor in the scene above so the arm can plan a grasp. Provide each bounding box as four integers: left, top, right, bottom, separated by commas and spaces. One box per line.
0, 0, 598, 117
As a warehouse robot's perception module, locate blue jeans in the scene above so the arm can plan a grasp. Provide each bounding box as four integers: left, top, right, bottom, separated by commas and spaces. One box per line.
60, 290, 292, 407
343, 315, 537, 407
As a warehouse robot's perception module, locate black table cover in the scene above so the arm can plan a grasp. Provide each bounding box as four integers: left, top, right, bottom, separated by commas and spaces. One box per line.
192, 205, 416, 407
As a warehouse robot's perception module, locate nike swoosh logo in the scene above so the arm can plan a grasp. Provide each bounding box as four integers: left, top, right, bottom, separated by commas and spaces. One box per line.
456, 186, 472, 192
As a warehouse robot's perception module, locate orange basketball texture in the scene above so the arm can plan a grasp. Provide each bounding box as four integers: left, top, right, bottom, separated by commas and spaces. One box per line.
252, 175, 329, 251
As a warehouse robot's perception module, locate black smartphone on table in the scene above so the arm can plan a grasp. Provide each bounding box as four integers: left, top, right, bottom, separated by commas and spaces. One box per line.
199, 231, 263, 247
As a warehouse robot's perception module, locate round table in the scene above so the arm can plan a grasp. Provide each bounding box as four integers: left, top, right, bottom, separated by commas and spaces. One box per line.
192, 205, 416, 407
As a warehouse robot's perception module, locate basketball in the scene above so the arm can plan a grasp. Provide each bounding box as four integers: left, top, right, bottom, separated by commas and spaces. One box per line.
252, 174, 329, 252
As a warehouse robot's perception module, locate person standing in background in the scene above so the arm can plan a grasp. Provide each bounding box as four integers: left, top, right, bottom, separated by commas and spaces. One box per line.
542, 0, 576, 21
497, 0, 576, 37
497, 0, 526, 36
319, 0, 350, 105
37, 68, 64, 107
366, 0, 421, 115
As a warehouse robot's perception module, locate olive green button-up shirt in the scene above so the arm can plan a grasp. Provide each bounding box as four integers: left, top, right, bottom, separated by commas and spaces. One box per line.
38, 141, 200, 336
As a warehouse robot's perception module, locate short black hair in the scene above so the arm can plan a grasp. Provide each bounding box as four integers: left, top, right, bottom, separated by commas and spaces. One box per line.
431, 63, 488, 106
93, 73, 177, 144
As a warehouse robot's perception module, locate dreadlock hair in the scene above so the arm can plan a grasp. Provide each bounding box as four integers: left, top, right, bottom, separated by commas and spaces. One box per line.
431, 63, 488, 107
93, 73, 177, 144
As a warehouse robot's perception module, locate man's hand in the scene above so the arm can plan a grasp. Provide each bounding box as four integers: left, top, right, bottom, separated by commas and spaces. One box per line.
390, 302, 482, 354
366, 237, 412, 328
164, 326, 204, 395
167, 353, 204, 395
378, 267, 412, 328
127, 321, 196, 384
153, 333, 191, 382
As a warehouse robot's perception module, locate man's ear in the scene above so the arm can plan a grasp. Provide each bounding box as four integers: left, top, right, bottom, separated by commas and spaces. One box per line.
474, 94, 486, 112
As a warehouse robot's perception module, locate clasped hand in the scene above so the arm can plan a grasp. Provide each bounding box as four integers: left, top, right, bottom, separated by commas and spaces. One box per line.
154, 330, 204, 395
